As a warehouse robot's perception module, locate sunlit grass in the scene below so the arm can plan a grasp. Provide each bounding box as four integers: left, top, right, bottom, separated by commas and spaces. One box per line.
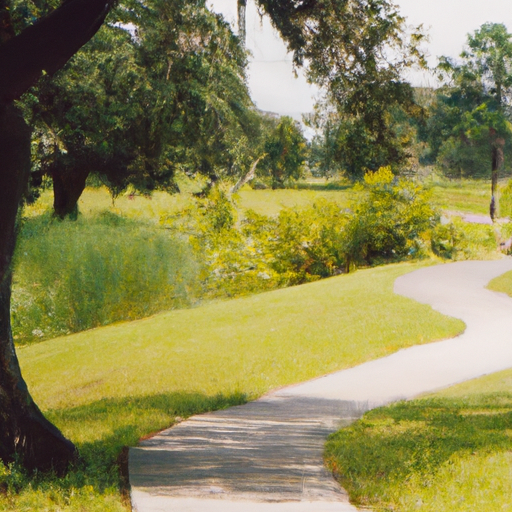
487, 269, 512, 297
236, 186, 354, 216
429, 179, 492, 215
325, 368, 512, 512
0, 262, 464, 511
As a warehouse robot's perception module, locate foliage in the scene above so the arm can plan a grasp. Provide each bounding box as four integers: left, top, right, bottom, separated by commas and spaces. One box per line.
258, 116, 308, 189
166, 171, 439, 298
343, 167, 438, 267
15, 0, 261, 214
325, 383, 512, 511
12, 212, 199, 343
298, 0, 426, 179
427, 23, 512, 180
430, 218, 502, 260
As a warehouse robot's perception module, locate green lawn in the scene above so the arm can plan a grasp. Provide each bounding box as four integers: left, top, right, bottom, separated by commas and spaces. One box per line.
487, 269, 512, 296
26, 178, 496, 223
325, 369, 512, 512
429, 179, 492, 215
236, 186, 354, 215
1, 262, 463, 511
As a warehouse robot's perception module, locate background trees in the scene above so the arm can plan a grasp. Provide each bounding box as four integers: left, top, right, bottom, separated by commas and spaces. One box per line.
259, 116, 307, 189
17, 0, 260, 217
426, 23, 512, 219
297, 0, 427, 180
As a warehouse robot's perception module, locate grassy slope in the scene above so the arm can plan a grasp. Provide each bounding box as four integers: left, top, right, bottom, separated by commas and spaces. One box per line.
5, 262, 464, 511
326, 367, 512, 512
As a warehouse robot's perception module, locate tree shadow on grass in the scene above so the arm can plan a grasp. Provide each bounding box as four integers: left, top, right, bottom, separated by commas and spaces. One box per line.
0, 391, 247, 505
325, 393, 512, 507
295, 182, 352, 191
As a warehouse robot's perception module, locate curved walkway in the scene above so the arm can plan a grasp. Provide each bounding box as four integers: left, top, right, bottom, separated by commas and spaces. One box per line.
129, 259, 512, 512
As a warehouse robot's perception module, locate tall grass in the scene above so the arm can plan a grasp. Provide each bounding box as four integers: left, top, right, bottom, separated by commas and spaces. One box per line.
12, 212, 199, 343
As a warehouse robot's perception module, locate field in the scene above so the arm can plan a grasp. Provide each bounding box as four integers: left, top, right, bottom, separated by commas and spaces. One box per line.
25, 177, 494, 221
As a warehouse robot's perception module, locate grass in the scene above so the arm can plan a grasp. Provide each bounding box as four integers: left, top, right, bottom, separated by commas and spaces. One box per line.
26, 177, 496, 224
12, 212, 199, 344
487, 269, 512, 296
325, 369, 512, 512
0, 262, 464, 511
236, 186, 354, 215
428, 179, 492, 215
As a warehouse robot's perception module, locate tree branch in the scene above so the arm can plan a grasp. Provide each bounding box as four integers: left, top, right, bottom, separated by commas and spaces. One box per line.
0, 0, 116, 103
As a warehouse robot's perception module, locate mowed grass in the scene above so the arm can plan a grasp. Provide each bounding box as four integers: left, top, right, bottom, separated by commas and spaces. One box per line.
429, 179, 492, 215
26, 178, 494, 223
325, 369, 512, 512
4, 262, 464, 511
487, 269, 512, 296
236, 186, 354, 215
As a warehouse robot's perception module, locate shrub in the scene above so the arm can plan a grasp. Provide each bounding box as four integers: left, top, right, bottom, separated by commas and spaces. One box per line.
343, 167, 438, 268
247, 200, 349, 285
431, 218, 501, 260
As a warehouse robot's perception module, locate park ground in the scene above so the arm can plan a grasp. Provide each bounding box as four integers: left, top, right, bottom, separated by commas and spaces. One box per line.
2, 178, 512, 511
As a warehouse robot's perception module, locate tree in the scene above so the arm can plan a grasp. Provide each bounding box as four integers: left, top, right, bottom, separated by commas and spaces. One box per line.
436, 23, 512, 220
19, 0, 260, 217
281, 0, 426, 179
0, 0, 115, 473
259, 116, 307, 189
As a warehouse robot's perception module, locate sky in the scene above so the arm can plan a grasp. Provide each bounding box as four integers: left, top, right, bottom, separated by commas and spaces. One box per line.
208, 0, 512, 118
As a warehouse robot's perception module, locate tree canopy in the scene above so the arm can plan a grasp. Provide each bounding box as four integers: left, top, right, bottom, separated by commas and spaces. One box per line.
430, 23, 512, 218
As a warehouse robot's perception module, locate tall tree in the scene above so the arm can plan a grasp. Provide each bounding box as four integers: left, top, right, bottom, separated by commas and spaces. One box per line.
437, 23, 512, 220
21, 0, 260, 217
0, 0, 114, 473
290, 0, 426, 179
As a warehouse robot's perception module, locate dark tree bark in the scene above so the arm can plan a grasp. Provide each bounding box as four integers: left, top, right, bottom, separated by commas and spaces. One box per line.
490, 128, 505, 222
52, 165, 91, 219
0, 0, 114, 472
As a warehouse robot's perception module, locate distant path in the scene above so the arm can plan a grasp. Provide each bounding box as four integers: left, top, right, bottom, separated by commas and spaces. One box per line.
130, 259, 512, 512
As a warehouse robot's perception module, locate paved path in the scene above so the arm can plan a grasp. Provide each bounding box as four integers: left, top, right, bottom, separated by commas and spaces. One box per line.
130, 259, 512, 512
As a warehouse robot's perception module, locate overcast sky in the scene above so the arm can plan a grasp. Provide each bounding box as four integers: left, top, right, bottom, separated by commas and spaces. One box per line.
208, 0, 512, 117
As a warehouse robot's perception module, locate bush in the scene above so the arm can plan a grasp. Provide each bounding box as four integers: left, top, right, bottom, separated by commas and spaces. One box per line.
343, 167, 438, 268
12, 212, 199, 343
431, 218, 502, 260
246, 200, 348, 285
170, 172, 438, 298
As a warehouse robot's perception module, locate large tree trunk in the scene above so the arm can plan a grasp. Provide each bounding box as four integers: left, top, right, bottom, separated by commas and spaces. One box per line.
52, 165, 90, 219
0, 105, 77, 473
0, 0, 114, 472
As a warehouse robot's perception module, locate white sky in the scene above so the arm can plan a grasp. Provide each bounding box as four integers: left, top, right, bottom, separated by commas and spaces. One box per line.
208, 0, 512, 117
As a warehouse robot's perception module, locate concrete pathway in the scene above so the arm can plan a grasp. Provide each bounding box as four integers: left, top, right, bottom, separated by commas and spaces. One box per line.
129, 259, 512, 512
